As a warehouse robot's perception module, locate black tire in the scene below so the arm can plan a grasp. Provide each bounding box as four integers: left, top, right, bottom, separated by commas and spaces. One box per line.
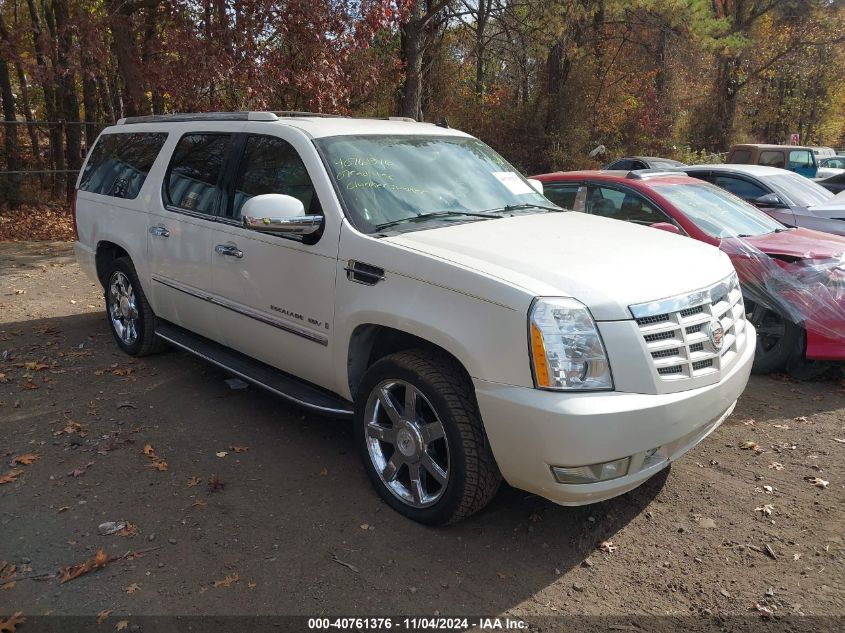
746, 299, 801, 374
105, 257, 166, 356
785, 330, 830, 381
354, 348, 501, 525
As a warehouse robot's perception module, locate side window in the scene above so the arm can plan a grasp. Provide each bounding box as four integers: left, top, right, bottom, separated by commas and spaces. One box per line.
712, 176, 767, 202
165, 133, 231, 215
789, 150, 814, 169
607, 159, 632, 170
230, 135, 320, 219
79, 132, 167, 199
759, 151, 785, 168
587, 185, 669, 225
730, 149, 752, 163
543, 184, 580, 209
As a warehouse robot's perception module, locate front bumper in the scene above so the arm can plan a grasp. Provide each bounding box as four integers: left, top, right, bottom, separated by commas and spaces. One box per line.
474, 323, 755, 506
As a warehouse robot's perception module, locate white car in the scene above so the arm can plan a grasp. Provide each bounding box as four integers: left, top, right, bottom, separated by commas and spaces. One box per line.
73, 112, 755, 524
815, 156, 845, 181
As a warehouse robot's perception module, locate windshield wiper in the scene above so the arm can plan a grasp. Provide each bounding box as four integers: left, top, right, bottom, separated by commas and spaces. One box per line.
483, 203, 563, 214
374, 211, 502, 231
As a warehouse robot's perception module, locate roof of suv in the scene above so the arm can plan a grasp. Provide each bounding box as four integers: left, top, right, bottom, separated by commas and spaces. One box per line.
683, 164, 788, 176
115, 111, 470, 139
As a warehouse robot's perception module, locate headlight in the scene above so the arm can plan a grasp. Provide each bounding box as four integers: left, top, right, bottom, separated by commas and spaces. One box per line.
528, 297, 613, 390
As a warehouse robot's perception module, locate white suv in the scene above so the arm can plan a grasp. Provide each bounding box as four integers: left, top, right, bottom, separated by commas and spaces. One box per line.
73, 112, 755, 524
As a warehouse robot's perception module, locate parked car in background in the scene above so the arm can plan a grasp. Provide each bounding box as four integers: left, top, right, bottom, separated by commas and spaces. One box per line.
727, 144, 819, 178
603, 156, 686, 170
811, 146, 837, 160
817, 171, 845, 194
73, 111, 755, 524
681, 165, 842, 236
534, 169, 845, 379
816, 156, 845, 180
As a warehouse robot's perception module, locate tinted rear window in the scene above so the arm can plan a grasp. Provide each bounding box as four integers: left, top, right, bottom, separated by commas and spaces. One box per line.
165, 133, 232, 215
729, 149, 752, 163
80, 133, 167, 199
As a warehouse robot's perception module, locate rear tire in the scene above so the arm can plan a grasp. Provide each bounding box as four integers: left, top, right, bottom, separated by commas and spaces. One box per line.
785, 330, 830, 381
354, 349, 501, 525
105, 257, 166, 357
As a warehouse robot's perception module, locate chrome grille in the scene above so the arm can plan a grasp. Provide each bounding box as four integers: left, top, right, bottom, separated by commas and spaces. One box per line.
630, 273, 747, 381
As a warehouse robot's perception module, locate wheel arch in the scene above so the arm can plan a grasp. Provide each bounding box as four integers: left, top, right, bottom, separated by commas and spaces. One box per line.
95, 240, 131, 288
346, 323, 473, 400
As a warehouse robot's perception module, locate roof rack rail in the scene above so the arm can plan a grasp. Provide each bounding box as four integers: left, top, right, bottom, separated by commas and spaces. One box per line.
626, 168, 684, 179
272, 111, 347, 119
118, 111, 279, 125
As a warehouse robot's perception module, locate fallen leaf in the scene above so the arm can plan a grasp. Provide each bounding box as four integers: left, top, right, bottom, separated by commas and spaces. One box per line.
187, 477, 201, 487
112, 368, 134, 376
125, 583, 140, 594
793, 553, 801, 561
528, 513, 542, 523
496, 571, 507, 581
319, 467, 328, 476
0, 470, 23, 485
96, 610, 111, 624
0, 612, 25, 633
11, 453, 39, 466
833, 438, 845, 444
771, 424, 790, 430
215, 451, 228, 458
0, 373, 7, 384
58, 548, 111, 584
116, 621, 128, 631
20, 381, 38, 390
229, 445, 249, 453
598, 540, 618, 553
212, 573, 239, 588
208, 474, 225, 492
117, 522, 138, 537
754, 504, 775, 517
794, 416, 808, 422
739, 440, 761, 451
1, 582, 16, 591
741, 418, 756, 426
142, 444, 155, 457
247, 582, 257, 589
805, 476, 829, 489
762, 485, 773, 493
192, 499, 207, 508
768, 462, 784, 471
753, 603, 774, 618
147, 460, 168, 471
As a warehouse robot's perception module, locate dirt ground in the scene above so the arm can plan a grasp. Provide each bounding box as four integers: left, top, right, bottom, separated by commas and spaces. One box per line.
1, 242, 844, 630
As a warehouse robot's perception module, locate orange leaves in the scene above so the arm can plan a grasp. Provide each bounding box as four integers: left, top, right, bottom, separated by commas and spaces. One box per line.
125, 582, 140, 594
212, 573, 239, 588
0, 561, 16, 591
0, 613, 25, 633
54, 421, 87, 437
207, 474, 225, 493
112, 367, 134, 377
142, 444, 168, 471
11, 453, 38, 466
0, 470, 23, 485
187, 476, 201, 487
229, 445, 249, 453
58, 548, 111, 584
96, 610, 111, 624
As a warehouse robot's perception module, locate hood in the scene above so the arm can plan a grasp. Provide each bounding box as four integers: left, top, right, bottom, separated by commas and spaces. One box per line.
386, 212, 734, 320
731, 227, 845, 261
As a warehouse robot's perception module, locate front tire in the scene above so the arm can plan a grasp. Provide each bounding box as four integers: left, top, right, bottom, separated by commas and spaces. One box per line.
746, 299, 801, 374
105, 257, 166, 356
354, 349, 501, 525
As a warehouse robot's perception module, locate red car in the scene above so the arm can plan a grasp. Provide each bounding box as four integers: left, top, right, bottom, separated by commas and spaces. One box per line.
533, 170, 845, 379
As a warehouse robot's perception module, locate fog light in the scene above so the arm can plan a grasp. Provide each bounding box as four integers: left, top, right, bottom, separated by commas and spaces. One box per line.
552, 457, 631, 484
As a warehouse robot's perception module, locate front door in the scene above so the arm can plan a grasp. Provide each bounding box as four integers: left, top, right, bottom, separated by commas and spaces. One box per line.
207, 130, 340, 391
147, 131, 237, 343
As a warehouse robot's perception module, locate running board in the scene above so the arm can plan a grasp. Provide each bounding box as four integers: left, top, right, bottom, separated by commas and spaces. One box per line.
155, 321, 353, 418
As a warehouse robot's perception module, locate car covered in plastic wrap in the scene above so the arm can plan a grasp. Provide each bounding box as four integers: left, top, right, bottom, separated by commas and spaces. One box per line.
534, 169, 845, 379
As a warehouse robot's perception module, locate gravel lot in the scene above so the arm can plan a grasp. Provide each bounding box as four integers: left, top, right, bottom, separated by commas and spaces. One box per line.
1, 242, 843, 630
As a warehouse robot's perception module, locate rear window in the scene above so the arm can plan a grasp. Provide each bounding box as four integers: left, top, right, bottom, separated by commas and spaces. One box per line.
79, 132, 167, 199
759, 151, 785, 168
729, 149, 752, 163
165, 133, 232, 215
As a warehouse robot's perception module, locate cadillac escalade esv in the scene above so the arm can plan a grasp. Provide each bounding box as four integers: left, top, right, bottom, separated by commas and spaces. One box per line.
73, 112, 755, 524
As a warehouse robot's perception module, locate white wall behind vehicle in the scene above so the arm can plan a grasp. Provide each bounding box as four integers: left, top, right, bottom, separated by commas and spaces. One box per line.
387, 212, 735, 321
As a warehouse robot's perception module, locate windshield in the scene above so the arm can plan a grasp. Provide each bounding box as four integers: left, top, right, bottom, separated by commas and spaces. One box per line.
652, 182, 785, 238
316, 135, 552, 233
765, 173, 834, 207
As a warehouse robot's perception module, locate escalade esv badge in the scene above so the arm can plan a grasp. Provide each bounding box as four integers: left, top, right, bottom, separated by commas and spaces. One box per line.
707, 318, 725, 352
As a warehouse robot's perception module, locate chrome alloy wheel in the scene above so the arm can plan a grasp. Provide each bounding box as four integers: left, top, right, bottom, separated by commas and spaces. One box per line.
364, 380, 450, 508
108, 271, 139, 346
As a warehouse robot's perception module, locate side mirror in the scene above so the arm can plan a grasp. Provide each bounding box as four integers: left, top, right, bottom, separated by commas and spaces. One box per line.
753, 192, 786, 208
527, 178, 544, 195
241, 194, 323, 236
650, 222, 681, 235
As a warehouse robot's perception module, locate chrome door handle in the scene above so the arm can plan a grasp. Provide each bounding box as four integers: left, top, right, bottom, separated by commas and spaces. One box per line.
149, 225, 170, 238
215, 243, 243, 259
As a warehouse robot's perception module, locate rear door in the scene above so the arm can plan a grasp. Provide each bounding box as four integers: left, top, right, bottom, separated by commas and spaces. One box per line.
146, 130, 240, 342
206, 129, 340, 390
788, 149, 818, 178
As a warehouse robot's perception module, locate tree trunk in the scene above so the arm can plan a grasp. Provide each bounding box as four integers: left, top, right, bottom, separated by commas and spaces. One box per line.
0, 45, 21, 207
399, 17, 425, 120
108, 1, 150, 117
699, 55, 740, 151
81, 49, 99, 149
53, 0, 81, 199
40, 0, 66, 194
